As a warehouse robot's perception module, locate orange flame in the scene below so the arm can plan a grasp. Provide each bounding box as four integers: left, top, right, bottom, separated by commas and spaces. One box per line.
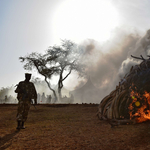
129, 86, 150, 123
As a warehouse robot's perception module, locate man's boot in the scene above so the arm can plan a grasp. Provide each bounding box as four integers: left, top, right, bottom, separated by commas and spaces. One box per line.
16, 121, 21, 129
21, 122, 25, 129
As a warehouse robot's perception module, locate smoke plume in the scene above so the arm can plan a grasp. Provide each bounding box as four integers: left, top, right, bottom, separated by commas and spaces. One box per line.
73, 28, 150, 103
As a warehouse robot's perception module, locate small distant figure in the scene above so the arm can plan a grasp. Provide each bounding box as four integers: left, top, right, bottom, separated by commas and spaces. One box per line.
47, 95, 52, 103
41, 92, 46, 103
37, 93, 41, 104
15, 73, 37, 129
5, 95, 7, 103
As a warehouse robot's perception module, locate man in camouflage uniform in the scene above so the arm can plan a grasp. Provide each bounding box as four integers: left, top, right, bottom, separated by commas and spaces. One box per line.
15, 73, 37, 129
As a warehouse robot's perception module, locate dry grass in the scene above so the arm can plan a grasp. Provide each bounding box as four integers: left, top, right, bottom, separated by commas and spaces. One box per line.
0, 104, 150, 150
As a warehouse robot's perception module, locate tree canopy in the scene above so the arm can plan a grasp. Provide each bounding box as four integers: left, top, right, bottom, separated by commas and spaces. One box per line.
19, 40, 86, 102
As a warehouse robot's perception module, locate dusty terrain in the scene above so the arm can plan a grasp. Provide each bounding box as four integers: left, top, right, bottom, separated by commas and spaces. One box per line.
0, 104, 150, 150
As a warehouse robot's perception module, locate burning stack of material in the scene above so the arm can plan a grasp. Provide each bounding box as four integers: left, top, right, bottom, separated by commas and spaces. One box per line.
98, 55, 150, 125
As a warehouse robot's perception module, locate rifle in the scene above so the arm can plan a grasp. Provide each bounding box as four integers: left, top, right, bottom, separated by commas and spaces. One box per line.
31, 99, 37, 109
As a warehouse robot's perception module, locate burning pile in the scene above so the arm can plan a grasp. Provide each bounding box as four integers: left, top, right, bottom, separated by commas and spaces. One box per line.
98, 55, 150, 125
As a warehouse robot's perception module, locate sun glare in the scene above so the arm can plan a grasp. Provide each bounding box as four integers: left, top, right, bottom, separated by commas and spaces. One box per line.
52, 0, 119, 44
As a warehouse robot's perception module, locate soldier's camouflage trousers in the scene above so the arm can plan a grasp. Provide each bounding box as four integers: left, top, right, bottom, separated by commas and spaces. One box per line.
16, 99, 31, 122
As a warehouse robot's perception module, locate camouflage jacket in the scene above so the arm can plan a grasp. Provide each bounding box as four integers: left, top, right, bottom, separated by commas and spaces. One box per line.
15, 81, 37, 101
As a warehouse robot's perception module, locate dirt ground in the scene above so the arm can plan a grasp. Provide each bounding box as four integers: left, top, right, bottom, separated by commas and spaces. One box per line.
1, 104, 150, 150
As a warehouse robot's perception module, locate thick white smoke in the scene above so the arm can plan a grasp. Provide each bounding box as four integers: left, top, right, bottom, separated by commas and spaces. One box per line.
119, 29, 150, 78
72, 29, 150, 103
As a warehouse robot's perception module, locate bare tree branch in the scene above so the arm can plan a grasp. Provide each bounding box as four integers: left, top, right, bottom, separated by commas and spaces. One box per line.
131, 55, 145, 60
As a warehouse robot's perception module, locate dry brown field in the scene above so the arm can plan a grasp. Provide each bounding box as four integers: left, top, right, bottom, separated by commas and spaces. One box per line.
0, 104, 150, 150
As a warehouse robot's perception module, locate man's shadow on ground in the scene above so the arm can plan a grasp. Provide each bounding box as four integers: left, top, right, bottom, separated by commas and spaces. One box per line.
0, 130, 20, 150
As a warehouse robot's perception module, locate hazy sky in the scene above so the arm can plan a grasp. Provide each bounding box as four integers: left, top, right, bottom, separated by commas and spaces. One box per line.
0, 0, 150, 89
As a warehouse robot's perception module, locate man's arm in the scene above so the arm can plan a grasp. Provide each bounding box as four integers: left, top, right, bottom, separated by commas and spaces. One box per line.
32, 83, 37, 104
14, 83, 21, 93
34, 98, 37, 105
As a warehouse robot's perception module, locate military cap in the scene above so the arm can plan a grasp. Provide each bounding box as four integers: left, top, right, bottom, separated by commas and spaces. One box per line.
25, 73, 32, 78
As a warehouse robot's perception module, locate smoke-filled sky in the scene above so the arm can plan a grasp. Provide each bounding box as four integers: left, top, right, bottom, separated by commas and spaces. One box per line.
1, 0, 150, 97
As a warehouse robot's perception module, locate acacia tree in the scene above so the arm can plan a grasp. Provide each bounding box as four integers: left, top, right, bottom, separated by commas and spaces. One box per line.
19, 40, 86, 102
46, 40, 86, 100
19, 52, 59, 102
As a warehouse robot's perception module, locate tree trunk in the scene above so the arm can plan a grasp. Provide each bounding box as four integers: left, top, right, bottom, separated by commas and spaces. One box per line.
58, 73, 63, 101
44, 77, 58, 102
57, 68, 72, 102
